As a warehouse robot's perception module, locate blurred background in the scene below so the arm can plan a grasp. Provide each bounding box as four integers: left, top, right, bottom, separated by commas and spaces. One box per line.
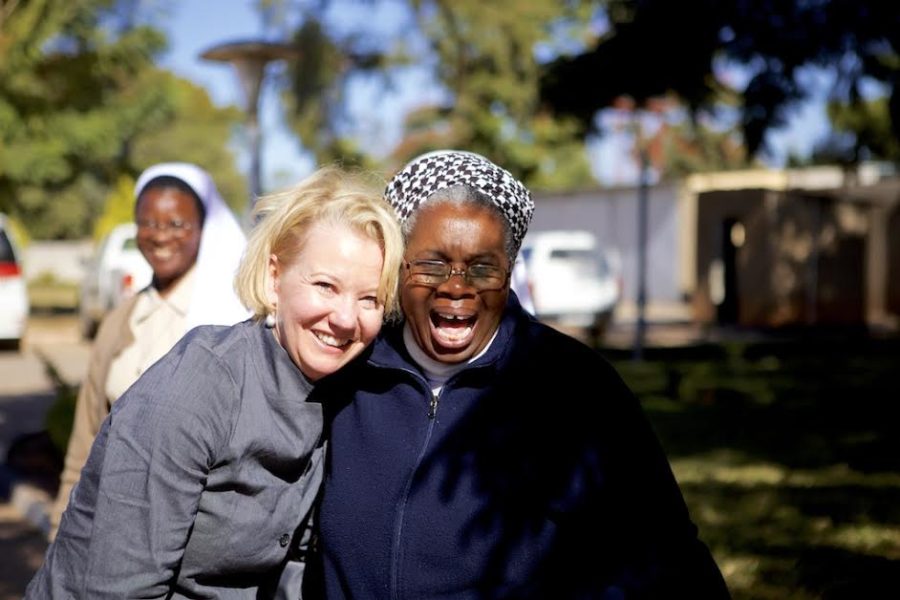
3, 1, 900, 598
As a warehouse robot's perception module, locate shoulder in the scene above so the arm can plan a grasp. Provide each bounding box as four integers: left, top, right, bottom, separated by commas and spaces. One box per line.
106, 323, 259, 456
158, 321, 255, 380
516, 317, 603, 364
178, 320, 252, 355
125, 322, 254, 410
86, 295, 141, 375
508, 317, 631, 393
94, 295, 139, 344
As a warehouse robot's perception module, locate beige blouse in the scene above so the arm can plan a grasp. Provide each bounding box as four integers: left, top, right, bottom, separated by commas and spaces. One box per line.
105, 267, 197, 401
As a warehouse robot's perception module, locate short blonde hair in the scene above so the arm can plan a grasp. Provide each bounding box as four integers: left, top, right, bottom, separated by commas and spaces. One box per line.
235, 166, 404, 320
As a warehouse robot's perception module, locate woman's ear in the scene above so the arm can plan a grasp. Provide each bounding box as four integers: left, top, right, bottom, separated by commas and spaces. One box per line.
265, 254, 280, 307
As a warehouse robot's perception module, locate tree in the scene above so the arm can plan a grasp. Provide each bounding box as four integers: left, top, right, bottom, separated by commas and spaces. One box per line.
281, 16, 379, 170
0, 0, 246, 238
129, 71, 247, 213
274, 0, 598, 190
391, 0, 597, 190
809, 96, 900, 165
540, 0, 900, 163
0, 0, 166, 237
91, 71, 248, 238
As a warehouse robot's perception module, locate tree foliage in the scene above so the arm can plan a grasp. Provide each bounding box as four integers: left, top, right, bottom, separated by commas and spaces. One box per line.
275, 0, 598, 190
1, 0, 164, 237
129, 71, 247, 212
614, 97, 754, 179
810, 96, 900, 165
0, 0, 246, 238
540, 0, 900, 163
91, 73, 248, 240
282, 16, 376, 169
392, 0, 597, 190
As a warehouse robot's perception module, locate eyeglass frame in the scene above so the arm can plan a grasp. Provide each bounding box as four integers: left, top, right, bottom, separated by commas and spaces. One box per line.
403, 259, 511, 291
136, 218, 198, 237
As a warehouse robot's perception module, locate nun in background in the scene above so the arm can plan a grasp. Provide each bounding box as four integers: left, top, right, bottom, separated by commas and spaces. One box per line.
49, 162, 250, 539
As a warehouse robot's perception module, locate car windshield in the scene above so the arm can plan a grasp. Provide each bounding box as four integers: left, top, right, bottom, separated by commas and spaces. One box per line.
0, 230, 17, 263
548, 248, 608, 278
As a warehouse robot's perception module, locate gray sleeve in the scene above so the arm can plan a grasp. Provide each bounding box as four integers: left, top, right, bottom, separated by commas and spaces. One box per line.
27, 340, 235, 599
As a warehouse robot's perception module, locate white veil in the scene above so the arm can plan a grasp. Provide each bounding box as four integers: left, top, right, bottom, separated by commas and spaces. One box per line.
134, 162, 251, 330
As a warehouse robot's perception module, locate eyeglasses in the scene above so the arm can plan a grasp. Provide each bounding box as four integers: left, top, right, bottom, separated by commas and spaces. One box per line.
136, 219, 196, 237
404, 259, 509, 291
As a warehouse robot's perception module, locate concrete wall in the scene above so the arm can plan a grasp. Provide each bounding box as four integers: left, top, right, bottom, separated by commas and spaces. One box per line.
21, 239, 93, 284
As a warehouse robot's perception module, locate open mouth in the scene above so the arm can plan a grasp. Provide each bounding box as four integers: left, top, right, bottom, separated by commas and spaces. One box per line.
148, 247, 176, 261
314, 331, 352, 349
429, 310, 477, 349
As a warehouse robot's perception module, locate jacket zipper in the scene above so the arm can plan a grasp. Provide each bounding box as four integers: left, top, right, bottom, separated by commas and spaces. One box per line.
375, 360, 486, 598
427, 391, 439, 418
369, 327, 505, 598
389, 371, 442, 599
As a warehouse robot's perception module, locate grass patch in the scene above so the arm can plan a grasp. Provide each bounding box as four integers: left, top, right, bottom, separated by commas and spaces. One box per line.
605, 336, 900, 599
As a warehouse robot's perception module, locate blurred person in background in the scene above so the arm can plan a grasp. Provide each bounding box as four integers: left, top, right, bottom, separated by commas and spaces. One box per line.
49, 162, 250, 538
28, 166, 403, 598
314, 150, 730, 599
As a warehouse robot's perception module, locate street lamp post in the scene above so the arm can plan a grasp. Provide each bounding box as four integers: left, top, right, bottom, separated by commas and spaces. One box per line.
611, 96, 668, 360
634, 135, 650, 361
200, 40, 299, 216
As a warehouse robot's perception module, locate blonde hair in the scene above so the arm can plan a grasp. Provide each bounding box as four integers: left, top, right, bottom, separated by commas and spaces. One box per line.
235, 166, 404, 320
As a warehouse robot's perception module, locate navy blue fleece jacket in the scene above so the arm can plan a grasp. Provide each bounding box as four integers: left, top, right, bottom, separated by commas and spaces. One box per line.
313, 296, 730, 599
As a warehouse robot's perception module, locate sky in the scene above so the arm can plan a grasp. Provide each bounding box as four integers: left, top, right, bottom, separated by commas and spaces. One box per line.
157, 1, 833, 192
158, 1, 314, 191
157, 0, 439, 194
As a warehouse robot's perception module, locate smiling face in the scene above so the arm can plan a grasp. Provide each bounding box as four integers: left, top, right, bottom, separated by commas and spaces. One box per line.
135, 187, 203, 295
267, 221, 386, 381
402, 202, 510, 364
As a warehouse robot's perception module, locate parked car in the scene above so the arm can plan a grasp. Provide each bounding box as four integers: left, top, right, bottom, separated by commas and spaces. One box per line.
79, 223, 152, 339
0, 214, 29, 351
519, 229, 621, 341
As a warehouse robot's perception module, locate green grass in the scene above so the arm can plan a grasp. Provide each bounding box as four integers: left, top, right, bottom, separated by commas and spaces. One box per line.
605, 336, 900, 599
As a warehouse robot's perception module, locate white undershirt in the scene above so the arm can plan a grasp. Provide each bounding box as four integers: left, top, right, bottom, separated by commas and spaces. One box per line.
402, 322, 498, 396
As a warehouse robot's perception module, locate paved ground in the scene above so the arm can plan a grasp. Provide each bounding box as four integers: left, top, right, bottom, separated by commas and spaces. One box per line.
0, 503, 47, 600
0, 314, 88, 598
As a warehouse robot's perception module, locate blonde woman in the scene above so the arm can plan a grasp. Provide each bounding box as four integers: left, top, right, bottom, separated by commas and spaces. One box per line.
28, 166, 403, 599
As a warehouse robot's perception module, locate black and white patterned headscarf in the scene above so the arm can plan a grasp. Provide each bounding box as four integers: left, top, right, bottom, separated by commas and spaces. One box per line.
385, 150, 534, 256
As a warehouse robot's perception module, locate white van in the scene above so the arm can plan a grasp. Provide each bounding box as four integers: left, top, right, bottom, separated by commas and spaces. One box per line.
519, 230, 620, 340
79, 223, 152, 338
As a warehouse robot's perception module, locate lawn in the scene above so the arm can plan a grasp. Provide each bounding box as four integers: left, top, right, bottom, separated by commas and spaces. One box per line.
604, 334, 900, 599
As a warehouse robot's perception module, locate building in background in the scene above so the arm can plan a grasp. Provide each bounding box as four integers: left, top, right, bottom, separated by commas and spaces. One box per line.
531, 162, 900, 332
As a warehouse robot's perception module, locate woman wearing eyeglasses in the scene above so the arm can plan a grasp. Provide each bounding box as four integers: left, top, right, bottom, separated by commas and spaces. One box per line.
314, 150, 731, 599
48, 162, 249, 539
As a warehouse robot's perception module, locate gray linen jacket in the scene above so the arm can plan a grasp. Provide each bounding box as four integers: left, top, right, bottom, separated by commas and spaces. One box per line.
27, 319, 323, 599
